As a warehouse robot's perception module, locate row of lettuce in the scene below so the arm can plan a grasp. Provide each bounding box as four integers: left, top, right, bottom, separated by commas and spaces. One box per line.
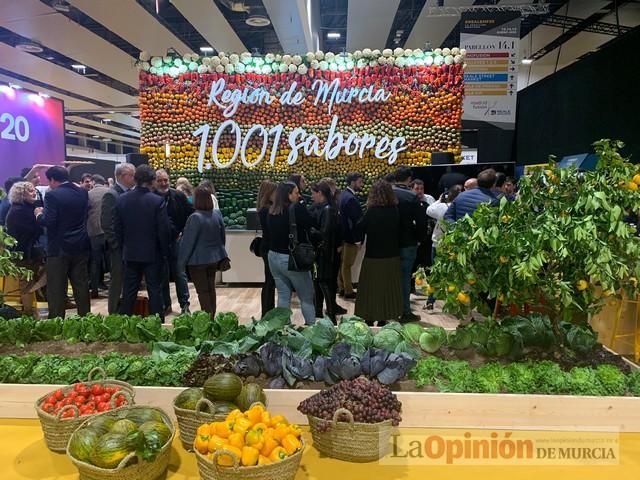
0, 309, 598, 357
2, 350, 639, 397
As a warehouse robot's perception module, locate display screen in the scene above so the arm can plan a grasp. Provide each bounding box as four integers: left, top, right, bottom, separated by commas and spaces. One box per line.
0, 86, 65, 184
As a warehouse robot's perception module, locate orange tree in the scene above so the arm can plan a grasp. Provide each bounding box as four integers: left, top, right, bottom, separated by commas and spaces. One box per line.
423, 139, 640, 326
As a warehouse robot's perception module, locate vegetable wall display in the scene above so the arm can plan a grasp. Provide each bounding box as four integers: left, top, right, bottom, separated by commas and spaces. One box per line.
137, 48, 465, 224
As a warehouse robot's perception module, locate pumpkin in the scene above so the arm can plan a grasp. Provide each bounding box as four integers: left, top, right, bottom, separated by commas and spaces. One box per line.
68, 429, 100, 462
110, 419, 138, 435
89, 433, 132, 469
174, 387, 203, 410
203, 373, 243, 402
235, 383, 266, 411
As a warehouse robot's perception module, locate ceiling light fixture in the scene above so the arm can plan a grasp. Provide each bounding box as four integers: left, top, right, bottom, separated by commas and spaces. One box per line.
102, 118, 112, 122
200, 46, 214, 53
68, 130, 77, 134
327, 32, 341, 39
521, 58, 533, 65
9, 83, 22, 89
92, 135, 101, 138
52, 0, 71, 12
16, 42, 44, 53
245, 15, 271, 27
71, 64, 86, 73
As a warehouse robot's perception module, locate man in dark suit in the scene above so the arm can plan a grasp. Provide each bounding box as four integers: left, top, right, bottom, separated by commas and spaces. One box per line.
338, 172, 364, 299
116, 165, 171, 321
393, 167, 427, 322
155, 169, 194, 315
100, 162, 135, 313
35, 166, 90, 318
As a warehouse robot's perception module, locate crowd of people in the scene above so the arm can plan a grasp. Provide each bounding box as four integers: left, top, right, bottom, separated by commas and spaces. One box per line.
0, 164, 227, 322
256, 168, 516, 326
0, 160, 515, 325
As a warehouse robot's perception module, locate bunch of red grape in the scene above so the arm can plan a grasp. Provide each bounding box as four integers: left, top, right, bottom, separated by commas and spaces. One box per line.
298, 377, 402, 431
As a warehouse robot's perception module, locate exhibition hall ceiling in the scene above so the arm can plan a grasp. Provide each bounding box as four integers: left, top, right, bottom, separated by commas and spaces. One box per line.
0, 0, 637, 149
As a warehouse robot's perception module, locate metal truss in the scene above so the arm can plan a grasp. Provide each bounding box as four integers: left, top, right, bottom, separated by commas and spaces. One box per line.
422, 4, 550, 17
541, 14, 632, 35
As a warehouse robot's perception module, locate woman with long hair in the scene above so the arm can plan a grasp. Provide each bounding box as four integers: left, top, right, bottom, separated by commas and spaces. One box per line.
178, 186, 228, 317
198, 179, 220, 210
266, 182, 317, 324
309, 180, 341, 322
256, 180, 278, 317
5, 181, 46, 317
354, 180, 403, 326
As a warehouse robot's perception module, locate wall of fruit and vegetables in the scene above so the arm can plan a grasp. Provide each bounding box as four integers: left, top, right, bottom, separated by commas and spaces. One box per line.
137, 47, 465, 227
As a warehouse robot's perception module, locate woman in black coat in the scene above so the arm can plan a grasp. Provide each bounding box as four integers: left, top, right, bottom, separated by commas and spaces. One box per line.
5, 181, 45, 318
309, 181, 341, 322
256, 180, 278, 318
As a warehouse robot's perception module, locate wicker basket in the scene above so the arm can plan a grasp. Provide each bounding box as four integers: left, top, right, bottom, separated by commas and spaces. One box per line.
307, 408, 393, 462
173, 396, 226, 451
35, 367, 135, 452
194, 438, 304, 480
66, 405, 175, 480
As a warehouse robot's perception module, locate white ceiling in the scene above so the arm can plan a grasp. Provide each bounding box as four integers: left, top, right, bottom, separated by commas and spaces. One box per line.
0, 0, 636, 151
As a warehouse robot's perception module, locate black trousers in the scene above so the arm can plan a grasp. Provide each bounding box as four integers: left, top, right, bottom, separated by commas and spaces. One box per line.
89, 234, 105, 291
119, 260, 164, 320
260, 254, 276, 318
314, 279, 337, 320
188, 263, 218, 318
107, 247, 123, 314
46, 254, 90, 319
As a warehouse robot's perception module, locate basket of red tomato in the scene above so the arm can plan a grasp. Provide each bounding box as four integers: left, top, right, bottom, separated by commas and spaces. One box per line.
35, 367, 135, 452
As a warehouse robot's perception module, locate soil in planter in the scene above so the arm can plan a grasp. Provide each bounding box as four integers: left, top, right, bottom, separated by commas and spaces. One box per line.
0, 341, 150, 356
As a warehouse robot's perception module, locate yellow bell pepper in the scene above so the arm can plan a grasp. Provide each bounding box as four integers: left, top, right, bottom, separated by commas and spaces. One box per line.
194, 434, 210, 455
246, 404, 265, 425
216, 446, 242, 467
251, 422, 268, 434
227, 432, 244, 449
245, 428, 264, 450
261, 410, 272, 427
258, 455, 272, 465
232, 417, 253, 436
196, 424, 211, 437
260, 433, 280, 457
268, 446, 288, 463
241, 446, 260, 466
270, 415, 287, 426
213, 421, 233, 439
273, 423, 290, 441
207, 435, 226, 453
281, 434, 302, 455
226, 409, 244, 423
287, 424, 303, 438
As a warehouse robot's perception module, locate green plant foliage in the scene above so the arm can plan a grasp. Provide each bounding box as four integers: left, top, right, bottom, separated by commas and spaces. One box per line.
428, 139, 640, 323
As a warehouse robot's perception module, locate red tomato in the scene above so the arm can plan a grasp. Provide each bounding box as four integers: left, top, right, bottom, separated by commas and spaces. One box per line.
99, 393, 111, 403
97, 402, 111, 412
54, 401, 63, 410
53, 389, 64, 401
62, 398, 73, 406
42, 403, 55, 413
67, 391, 78, 399
115, 395, 127, 407
74, 396, 86, 407
62, 409, 75, 419
86, 401, 96, 410
91, 384, 104, 396
74, 383, 84, 393
112, 387, 121, 393
46, 394, 56, 404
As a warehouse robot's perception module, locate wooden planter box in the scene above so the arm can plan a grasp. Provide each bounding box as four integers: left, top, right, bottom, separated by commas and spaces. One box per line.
3, 384, 639, 433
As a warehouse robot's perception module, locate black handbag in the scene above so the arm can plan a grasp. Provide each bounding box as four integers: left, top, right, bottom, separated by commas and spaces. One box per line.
249, 236, 263, 258
288, 204, 316, 272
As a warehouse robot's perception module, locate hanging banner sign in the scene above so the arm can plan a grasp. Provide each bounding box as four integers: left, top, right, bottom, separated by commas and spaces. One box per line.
461, 12, 520, 129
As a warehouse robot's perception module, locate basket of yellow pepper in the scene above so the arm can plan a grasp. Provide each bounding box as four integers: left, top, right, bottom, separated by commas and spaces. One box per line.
193, 403, 304, 480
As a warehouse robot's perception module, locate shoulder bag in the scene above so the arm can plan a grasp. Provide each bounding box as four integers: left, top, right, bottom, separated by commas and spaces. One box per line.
288, 204, 316, 272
